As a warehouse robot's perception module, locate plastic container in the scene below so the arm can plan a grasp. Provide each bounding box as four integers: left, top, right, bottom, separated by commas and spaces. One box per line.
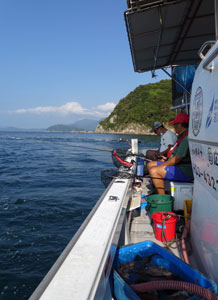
113, 241, 217, 300
170, 182, 193, 210
141, 194, 147, 209
184, 200, 192, 224
152, 211, 177, 242
173, 65, 197, 93
140, 201, 148, 209
136, 158, 144, 178
146, 194, 174, 218
141, 194, 146, 200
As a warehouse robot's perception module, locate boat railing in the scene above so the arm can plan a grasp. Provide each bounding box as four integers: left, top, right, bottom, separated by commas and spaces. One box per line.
30, 172, 133, 300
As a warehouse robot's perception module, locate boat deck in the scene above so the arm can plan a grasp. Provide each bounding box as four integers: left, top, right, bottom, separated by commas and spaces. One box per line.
128, 178, 182, 258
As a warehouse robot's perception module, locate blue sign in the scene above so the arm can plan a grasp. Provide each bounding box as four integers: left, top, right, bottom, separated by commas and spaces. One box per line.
206, 96, 215, 129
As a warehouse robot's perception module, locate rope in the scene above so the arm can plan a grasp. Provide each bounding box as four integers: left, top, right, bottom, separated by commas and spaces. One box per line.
151, 211, 190, 249
161, 213, 178, 249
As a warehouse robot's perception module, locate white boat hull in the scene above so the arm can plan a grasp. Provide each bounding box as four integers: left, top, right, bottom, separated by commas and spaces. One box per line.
189, 40, 218, 283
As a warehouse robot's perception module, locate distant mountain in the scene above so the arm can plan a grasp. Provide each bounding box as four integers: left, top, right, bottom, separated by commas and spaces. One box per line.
46, 124, 78, 132
46, 119, 99, 132
0, 127, 44, 132
72, 119, 99, 131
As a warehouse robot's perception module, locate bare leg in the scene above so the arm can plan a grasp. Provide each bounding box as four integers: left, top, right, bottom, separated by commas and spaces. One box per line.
147, 161, 157, 173
149, 164, 167, 194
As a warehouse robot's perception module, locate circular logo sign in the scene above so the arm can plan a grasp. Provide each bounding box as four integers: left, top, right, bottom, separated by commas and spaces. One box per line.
192, 87, 203, 136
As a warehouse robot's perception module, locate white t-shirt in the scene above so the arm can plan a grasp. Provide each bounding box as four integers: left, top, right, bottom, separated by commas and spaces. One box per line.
160, 130, 177, 153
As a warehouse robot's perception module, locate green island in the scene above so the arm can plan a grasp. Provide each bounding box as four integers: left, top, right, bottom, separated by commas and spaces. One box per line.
96, 79, 175, 134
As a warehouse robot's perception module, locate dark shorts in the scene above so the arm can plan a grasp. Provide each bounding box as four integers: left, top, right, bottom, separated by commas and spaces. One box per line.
156, 161, 192, 182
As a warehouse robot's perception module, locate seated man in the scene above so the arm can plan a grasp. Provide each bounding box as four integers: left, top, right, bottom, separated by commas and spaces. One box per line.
147, 113, 193, 194
146, 121, 177, 160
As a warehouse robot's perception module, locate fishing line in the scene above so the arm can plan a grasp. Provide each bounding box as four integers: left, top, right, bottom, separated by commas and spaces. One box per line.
6, 134, 155, 169
145, 175, 194, 183
5, 135, 154, 159
12, 135, 114, 153
38, 139, 151, 158
3, 136, 192, 182
102, 168, 193, 184
39, 139, 113, 153
61, 143, 112, 152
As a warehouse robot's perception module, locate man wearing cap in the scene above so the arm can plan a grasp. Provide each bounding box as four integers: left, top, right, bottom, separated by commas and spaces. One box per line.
147, 113, 193, 194
146, 121, 177, 160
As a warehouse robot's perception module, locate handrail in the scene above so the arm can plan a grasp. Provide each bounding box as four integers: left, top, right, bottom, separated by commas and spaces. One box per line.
202, 43, 218, 72
170, 103, 190, 110
198, 40, 216, 60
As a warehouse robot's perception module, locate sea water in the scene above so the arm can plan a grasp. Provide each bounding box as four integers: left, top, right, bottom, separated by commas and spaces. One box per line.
0, 131, 159, 299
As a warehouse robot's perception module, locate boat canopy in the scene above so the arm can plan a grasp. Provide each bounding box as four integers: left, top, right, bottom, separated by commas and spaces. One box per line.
124, 0, 215, 73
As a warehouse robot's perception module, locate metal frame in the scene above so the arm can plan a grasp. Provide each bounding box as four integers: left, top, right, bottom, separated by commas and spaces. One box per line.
169, 0, 202, 66
215, 0, 218, 40
124, 0, 215, 73
152, 5, 163, 76
162, 67, 191, 95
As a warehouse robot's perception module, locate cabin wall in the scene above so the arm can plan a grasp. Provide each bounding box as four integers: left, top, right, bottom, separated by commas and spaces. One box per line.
189, 40, 218, 283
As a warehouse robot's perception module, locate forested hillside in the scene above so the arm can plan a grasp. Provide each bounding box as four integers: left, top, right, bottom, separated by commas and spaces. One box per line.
97, 80, 175, 133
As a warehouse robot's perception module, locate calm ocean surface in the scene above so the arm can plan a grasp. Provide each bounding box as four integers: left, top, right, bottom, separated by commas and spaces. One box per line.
0, 131, 159, 299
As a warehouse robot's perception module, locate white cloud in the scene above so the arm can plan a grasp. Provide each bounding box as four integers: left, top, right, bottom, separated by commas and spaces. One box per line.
12, 101, 116, 118
96, 102, 116, 112
14, 102, 88, 115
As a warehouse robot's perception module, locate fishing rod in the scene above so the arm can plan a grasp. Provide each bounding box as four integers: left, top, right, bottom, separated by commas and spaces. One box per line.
8, 135, 154, 165
145, 175, 194, 184
54, 143, 151, 157
7, 135, 154, 159
102, 168, 194, 184
115, 172, 193, 184
46, 139, 152, 159
62, 143, 112, 152
18, 136, 114, 153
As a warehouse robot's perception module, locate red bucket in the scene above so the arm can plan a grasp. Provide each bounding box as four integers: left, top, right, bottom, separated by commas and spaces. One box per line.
152, 211, 177, 242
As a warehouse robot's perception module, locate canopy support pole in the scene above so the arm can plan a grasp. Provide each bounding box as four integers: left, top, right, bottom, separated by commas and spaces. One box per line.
161, 68, 191, 96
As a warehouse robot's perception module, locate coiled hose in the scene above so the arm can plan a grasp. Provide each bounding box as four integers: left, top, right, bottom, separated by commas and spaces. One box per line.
131, 280, 218, 300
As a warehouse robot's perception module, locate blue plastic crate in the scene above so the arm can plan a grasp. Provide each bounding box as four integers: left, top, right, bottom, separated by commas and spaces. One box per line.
114, 241, 217, 300
114, 271, 141, 300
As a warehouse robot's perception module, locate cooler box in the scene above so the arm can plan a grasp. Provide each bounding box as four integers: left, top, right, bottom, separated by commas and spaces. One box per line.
170, 182, 193, 210
113, 241, 217, 300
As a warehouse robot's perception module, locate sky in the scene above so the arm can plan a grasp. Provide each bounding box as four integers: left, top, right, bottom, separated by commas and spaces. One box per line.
0, 0, 167, 129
